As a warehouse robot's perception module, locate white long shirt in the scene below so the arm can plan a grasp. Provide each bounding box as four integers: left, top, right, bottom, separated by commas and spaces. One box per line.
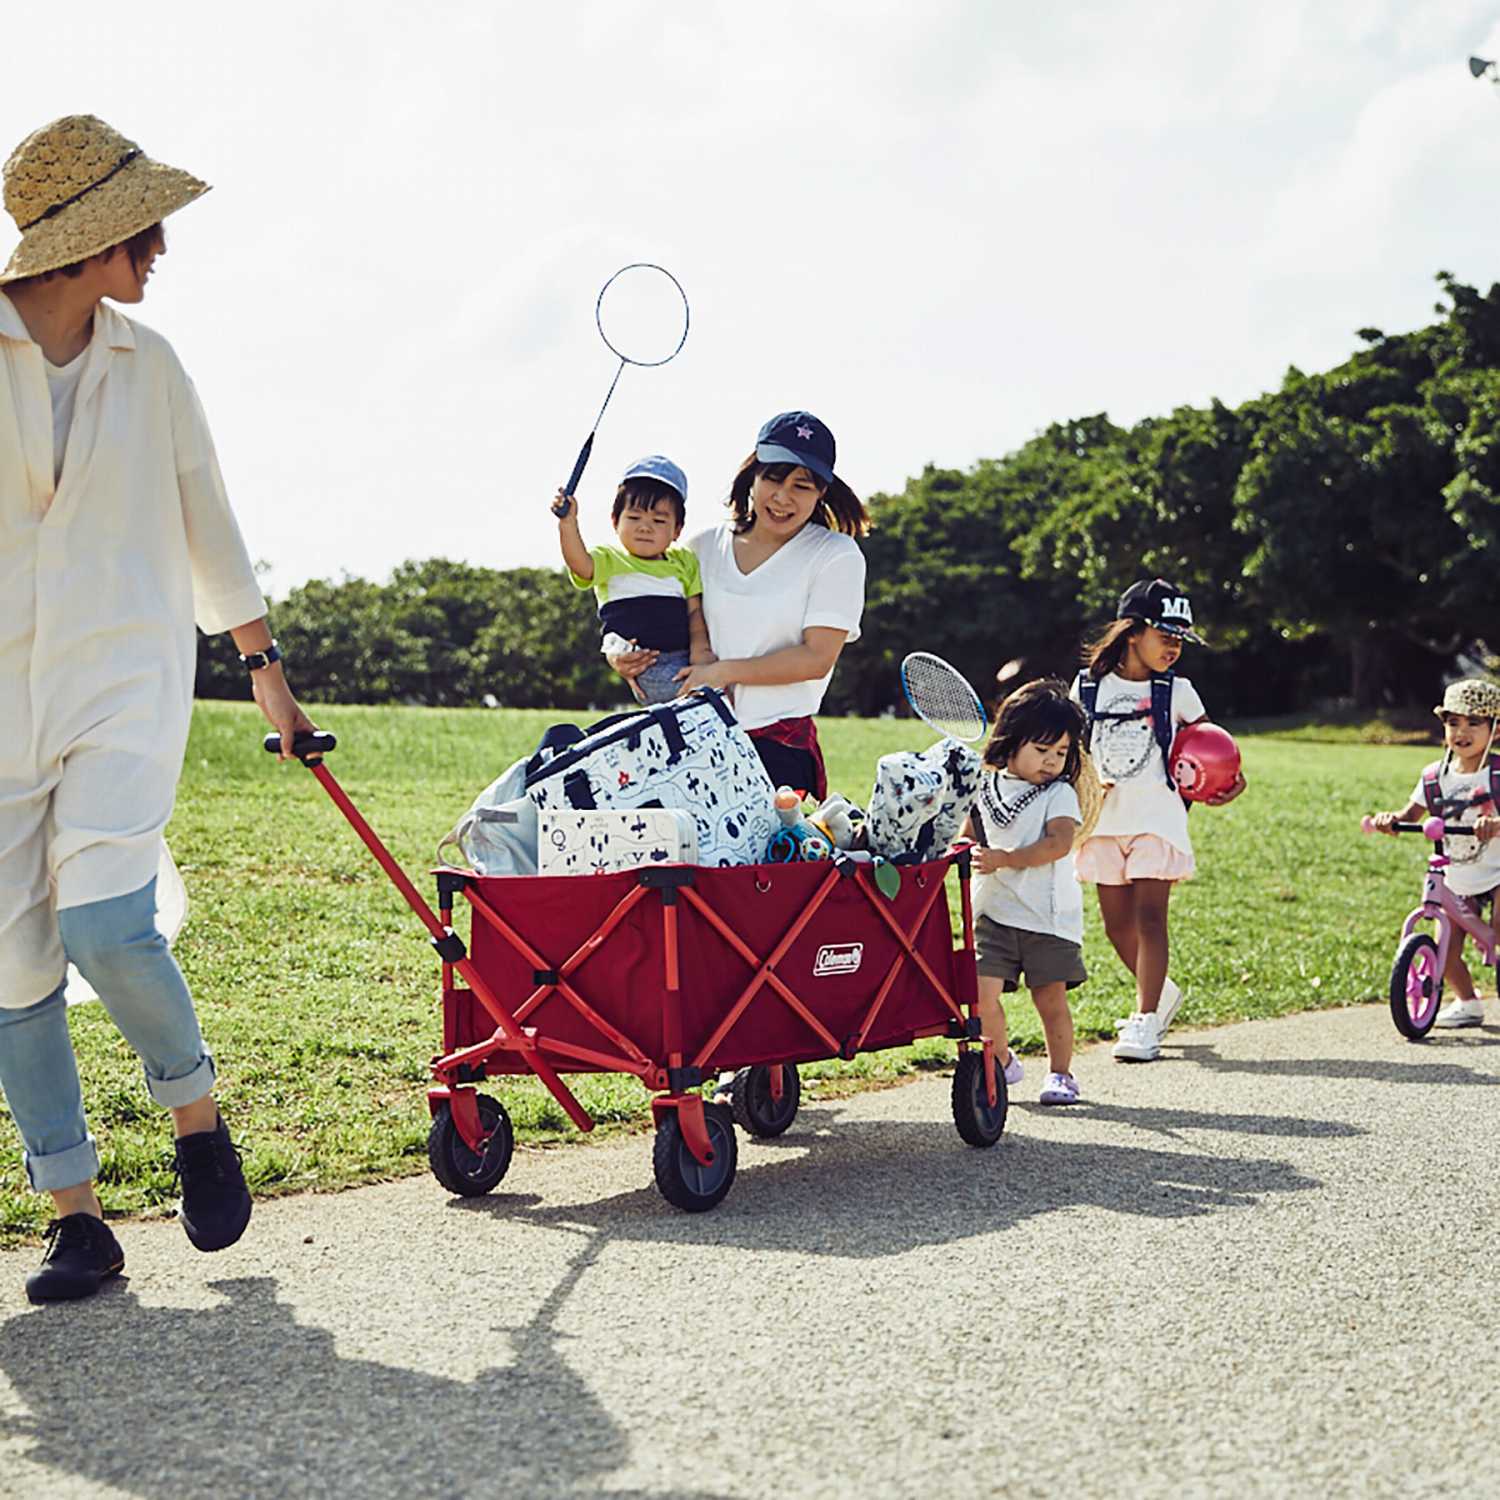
1, 292, 265, 1008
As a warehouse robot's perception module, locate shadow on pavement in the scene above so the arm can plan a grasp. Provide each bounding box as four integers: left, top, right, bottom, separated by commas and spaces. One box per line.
0, 1250, 730, 1500
460, 1111, 1323, 1258
1013, 1099, 1367, 1142
1174, 1042, 1500, 1086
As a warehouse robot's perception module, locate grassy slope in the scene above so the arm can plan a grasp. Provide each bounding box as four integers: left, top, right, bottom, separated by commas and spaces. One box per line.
0, 703, 1446, 1242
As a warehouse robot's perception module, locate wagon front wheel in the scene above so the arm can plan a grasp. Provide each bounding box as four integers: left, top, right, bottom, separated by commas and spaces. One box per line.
1391, 932, 1443, 1041
428, 1093, 514, 1196
952, 1050, 1008, 1147
730, 1062, 802, 1137
653, 1103, 737, 1212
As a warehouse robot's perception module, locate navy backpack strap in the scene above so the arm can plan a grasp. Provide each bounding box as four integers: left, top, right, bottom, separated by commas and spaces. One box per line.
1075, 672, 1098, 751
1489, 755, 1500, 812
1150, 673, 1176, 788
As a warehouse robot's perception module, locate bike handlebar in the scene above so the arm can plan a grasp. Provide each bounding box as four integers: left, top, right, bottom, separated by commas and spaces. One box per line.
1360, 815, 1471, 840
263, 730, 338, 762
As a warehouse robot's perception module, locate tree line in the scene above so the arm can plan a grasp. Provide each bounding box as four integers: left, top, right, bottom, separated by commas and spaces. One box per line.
199, 274, 1500, 717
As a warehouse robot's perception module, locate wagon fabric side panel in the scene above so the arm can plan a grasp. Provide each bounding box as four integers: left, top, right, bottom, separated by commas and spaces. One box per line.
453, 857, 972, 1077
674, 862, 967, 1072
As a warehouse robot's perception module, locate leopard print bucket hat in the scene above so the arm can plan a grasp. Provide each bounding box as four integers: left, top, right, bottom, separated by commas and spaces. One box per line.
1434, 678, 1500, 720
1, 115, 208, 285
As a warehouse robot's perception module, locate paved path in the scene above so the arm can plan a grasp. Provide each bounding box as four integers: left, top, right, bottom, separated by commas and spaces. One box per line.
1, 1004, 1498, 1499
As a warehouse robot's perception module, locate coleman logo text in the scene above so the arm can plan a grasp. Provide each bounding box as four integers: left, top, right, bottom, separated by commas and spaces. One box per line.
813, 943, 864, 977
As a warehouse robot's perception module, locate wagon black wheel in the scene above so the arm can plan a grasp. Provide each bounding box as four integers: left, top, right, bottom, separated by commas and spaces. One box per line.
730, 1063, 802, 1138
652, 1103, 737, 1212
428, 1093, 514, 1196
1391, 932, 1443, 1041
951, 1050, 1008, 1148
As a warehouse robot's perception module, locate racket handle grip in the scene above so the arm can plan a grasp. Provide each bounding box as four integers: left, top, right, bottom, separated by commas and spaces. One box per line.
556, 433, 594, 512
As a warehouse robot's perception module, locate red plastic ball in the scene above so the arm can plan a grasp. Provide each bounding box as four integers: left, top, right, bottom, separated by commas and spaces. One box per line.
1169, 722, 1241, 803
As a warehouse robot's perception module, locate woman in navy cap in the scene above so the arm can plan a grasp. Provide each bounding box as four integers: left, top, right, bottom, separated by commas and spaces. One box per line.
610, 411, 868, 799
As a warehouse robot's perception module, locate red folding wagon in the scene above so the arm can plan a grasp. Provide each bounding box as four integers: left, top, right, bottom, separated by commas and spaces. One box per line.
271, 733, 1007, 1211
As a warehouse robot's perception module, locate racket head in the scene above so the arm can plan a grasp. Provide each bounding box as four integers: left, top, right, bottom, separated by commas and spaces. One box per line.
899, 652, 988, 743
595, 263, 689, 367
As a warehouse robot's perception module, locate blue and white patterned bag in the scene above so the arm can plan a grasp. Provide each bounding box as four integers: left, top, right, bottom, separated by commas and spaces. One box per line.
524, 690, 778, 868
865, 738, 983, 862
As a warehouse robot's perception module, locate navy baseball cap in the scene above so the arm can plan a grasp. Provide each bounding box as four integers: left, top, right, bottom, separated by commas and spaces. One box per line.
1118, 578, 1206, 645
621, 454, 687, 504
755, 410, 836, 486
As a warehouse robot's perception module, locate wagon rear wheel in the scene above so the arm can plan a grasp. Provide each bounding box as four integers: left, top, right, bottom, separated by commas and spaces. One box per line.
653, 1103, 737, 1212
730, 1063, 802, 1137
951, 1050, 1008, 1147
1391, 932, 1443, 1041
428, 1093, 514, 1196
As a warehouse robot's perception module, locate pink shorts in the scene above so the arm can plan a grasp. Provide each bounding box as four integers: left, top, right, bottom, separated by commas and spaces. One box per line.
1075, 833, 1195, 886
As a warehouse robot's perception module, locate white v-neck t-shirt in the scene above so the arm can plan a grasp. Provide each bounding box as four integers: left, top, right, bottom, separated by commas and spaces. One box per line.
44, 347, 87, 484
689, 522, 866, 730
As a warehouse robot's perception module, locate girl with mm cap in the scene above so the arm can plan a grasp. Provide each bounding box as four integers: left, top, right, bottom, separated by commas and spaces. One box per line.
1071, 580, 1245, 1062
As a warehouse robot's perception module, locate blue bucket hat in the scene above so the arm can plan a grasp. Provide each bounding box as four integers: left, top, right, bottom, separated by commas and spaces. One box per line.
755, 410, 836, 486
621, 454, 687, 504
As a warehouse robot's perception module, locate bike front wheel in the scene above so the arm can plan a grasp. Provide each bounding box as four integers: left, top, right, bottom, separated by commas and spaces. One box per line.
1391, 932, 1443, 1040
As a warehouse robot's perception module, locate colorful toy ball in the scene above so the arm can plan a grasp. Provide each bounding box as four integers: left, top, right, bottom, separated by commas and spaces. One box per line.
1170, 722, 1241, 803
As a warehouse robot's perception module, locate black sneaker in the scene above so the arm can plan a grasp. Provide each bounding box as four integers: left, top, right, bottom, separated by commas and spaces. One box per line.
25, 1213, 125, 1304
173, 1116, 252, 1252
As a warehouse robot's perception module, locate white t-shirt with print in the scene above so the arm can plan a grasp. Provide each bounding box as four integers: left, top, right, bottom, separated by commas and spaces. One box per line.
970, 771, 1084, 945
689, 523, 866, 731
1074, 672, 1206, 855
1407, 762, 1500, 898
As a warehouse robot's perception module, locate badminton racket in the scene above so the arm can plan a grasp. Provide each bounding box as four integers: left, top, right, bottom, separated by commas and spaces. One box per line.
900, 652, 988, 743
551, 263, 690, 517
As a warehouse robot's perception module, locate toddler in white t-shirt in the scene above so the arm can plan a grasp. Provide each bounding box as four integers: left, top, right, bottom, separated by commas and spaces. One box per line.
1072, 579, 1246, 1064
1369, 678, 1500, 1029
962, 679, 1090, 1106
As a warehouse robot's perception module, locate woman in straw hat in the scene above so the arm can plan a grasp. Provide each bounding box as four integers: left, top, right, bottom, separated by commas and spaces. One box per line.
0, 115, 315, 1302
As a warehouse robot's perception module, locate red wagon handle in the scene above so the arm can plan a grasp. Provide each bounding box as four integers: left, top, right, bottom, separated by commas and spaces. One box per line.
264, 730, 338, 762
263, 728, 594, 1134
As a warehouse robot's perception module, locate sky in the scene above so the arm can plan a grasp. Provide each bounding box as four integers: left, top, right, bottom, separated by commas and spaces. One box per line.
5, 1, 1500, 599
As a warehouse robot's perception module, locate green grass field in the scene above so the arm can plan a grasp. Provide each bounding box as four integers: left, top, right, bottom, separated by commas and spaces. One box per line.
0, 702, 1456, 1243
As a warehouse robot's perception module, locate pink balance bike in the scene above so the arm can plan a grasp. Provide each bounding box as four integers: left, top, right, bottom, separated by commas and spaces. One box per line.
1360, 814, 1499, 1040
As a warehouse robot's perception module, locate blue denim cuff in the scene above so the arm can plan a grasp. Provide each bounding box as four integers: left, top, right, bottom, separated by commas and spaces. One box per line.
24, 1135, 100, 1193
142, 1051, 216, 1109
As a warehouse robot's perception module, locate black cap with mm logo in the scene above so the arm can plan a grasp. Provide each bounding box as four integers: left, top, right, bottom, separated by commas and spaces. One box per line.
1117, 578, 1206, 645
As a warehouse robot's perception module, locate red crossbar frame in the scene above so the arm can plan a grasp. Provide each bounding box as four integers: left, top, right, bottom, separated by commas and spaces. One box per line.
303, 762, 596, 1141
300, 756, 979, 1164
684, 861, 967, 1068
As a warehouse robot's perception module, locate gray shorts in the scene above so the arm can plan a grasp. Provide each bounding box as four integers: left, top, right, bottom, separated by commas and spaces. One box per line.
975, 915, 1087, 990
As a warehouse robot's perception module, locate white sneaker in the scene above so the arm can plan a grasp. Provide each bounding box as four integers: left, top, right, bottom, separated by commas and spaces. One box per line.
1115, 978, 1184, 1033
1434, 997, 1486, 1028
1113, 1011, 1163, 1062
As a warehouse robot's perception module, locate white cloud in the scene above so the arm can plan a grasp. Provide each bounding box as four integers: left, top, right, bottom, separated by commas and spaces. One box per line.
3, 0, 1498, 598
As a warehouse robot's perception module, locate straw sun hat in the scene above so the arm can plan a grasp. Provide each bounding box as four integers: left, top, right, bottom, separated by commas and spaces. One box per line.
0, 114, 208, 285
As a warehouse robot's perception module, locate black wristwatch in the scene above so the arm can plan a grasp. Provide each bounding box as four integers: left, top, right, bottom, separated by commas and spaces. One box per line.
238, 641, 283, 672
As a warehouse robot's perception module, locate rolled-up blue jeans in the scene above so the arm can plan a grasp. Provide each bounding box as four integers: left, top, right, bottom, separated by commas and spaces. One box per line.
0, 877, 215, 1192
